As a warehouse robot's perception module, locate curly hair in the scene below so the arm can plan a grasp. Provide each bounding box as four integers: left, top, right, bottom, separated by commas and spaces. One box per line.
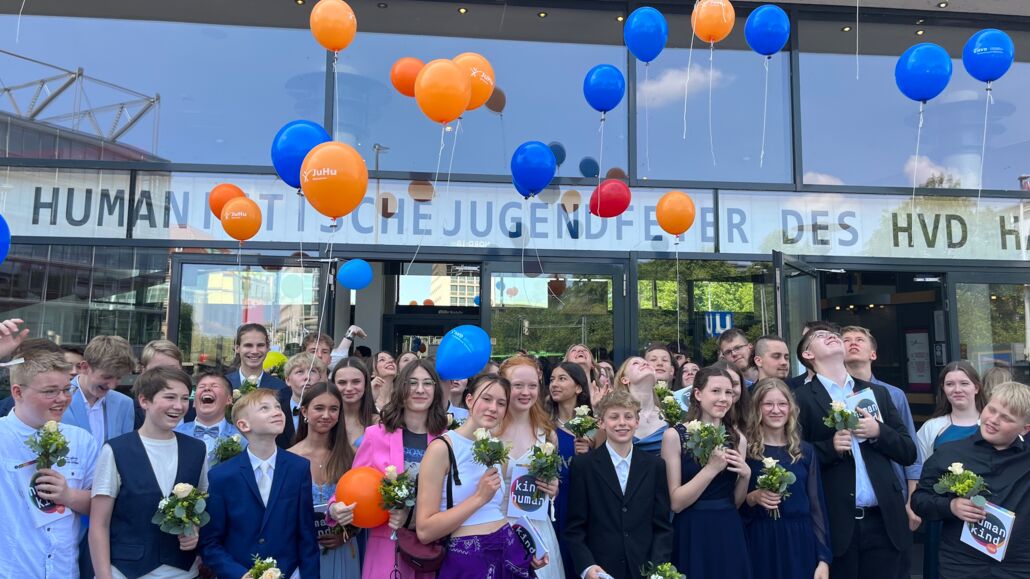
745, 378, 803, 463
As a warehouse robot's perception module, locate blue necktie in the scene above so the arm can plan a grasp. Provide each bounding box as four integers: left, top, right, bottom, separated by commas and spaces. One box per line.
194, 425, 220, 439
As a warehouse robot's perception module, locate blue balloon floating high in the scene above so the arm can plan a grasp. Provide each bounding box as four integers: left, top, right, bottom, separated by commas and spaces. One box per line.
745, 5, 790, 56
511, 141, 557, 197
473, 295, 481, 307
336, 259, 373, 290
436, 325, 492, 380
548, 142, 567, 166
624, 7, 668, 63
579, 157, 600, 179
270, 120, 331, 189
583, 64, 626, 113
963, 29, 1015, 83
895, 43, 953, 102
0, 214, 10, 266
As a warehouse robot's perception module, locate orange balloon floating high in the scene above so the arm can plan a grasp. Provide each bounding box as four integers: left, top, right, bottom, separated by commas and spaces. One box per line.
220, 197, 262, 242
335, 467, 389, 529
300, 141, 369, 220
390, 57, 425, 97
656, 190, 697, 236
692, 0, 736, 44
310, 0, 357, 52
414, 59, 471, 124
452, 52, 495, 111
208, 183, 245, 218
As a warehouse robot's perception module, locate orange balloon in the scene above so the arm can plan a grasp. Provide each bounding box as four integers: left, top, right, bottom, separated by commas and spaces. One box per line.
391, 57, 425, 97
310, 0, 357, 52
414, 59, 471, 124
220, 197, 262, 241
656, 190, 697, 236
423, 299, 435, 306
335, 467, 389, 529
692, 0, 735, 44
300, 141, 368, 219
208, 183, 245, 217
452, 52, 495, 111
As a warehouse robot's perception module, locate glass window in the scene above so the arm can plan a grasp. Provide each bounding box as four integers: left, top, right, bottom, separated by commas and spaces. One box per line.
397, 262, 480, 308
800, 17, 1030, 191
0, 15, 325, 164
956, 282, 1030, 383
635, 10, 793, 183
638, 259, 775, 364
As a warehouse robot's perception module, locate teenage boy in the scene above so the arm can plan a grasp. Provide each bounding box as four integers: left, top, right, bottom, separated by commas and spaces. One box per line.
175, 371, 244, 455
302, 324, 366, 370
717, 328, 757, 386
565, 390, 673, 579
912, 382, 1030, 578
753, 335, 791, 381
0, 350, 99, 577
275, 352, 326, 448
63, 335, 136, 444
89, 367, 208, 579
787, 321, 840, 391
793, 325, 917, 579
200, 388, 319, 578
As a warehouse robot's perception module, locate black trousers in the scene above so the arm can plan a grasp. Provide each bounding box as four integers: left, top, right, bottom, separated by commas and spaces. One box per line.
833, 508, 904, 579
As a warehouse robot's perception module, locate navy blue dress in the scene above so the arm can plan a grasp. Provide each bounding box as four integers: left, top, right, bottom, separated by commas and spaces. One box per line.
553, 427, 578, 579
742, 443, 832, 579
671, 424, 753, 579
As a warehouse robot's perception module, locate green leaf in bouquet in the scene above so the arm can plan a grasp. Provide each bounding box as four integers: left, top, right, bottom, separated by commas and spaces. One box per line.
194, 498, 206, 513
784, 472, 797, 486
151, 513, 164, 524
56, 458, 67, 467
971, 495, 987, 508
174, 504, 186, 518
199, 512, 211, 527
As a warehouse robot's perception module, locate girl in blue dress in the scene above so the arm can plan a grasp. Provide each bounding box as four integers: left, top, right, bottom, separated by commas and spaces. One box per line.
661, 366, 752, 578
742, 378, 831, 579
615, 356, 667, 455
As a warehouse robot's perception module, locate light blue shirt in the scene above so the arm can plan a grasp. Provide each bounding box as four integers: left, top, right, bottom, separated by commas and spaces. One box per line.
871, 375, 923, 495
816, 373, 877, 507
674, 388, 692, 412
175, 418, 246, 455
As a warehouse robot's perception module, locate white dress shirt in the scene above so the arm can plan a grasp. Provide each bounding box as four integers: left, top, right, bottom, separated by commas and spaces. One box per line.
605, 441, 633, 494
248, 448, 277, 506
74, 376, 107, 445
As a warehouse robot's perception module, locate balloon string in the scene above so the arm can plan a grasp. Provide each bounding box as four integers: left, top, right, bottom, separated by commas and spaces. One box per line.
406, 124, 447, 276
332, 52, 340, 141
976, 82, 993, 210
911, 101, 924, 208
534, 244, 567, 308
644, 63, 651, 173
682, 32, 696, 140
298, 189, 305, 268
854, 0, 860, 80
675, 236, 682, 353
708, 41, 717, 168
237, 242, 243, 315
445, 118, 462, 198
307, 226, 337, 379
15, 0, 26, 43
760, 56, 770, 169
598, 112, 606, 217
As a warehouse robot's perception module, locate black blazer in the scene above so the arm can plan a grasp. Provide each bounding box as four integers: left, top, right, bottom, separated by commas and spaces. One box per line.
275, 387, 297, 449
794, 376, 917, 555
564, 445, 673, 579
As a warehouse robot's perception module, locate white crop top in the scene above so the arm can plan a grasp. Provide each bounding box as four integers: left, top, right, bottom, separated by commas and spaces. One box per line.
439, 431, 506, 527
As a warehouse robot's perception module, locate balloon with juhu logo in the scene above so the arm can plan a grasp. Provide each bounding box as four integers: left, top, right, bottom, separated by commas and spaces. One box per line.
220, 197, 262, 242
300, 142, 369, 220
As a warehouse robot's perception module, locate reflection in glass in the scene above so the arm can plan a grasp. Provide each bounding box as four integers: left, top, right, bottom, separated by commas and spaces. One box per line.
397, 263, 480, 307
957, 283, 1030, 383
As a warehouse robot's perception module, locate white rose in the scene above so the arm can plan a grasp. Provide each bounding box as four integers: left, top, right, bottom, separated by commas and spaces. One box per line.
948, 462, 964, 475
574, 405, 591, 417
384, 465, 398, 481
171, 483, 194, 499
663, 396, 676, 405
540, 442, 555, 456
232, 389, 242, 400
474, 428, 493, 441
762, 457, 778, 469
685, 420, 703, 434
830, 401, 847, 412
656, 380, 668, 389
231, 434, 241, 442
259, 569, 281, 579
248, 376, 260, 384
43, 420, 59, 433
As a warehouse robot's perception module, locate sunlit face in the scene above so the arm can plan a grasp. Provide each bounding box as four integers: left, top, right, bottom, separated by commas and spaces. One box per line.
140, 381, 191, 432
333, 367, 366, 406
78, 363, 124, 403
398, 352, 418, 371
404, 366, 436, 413
645, 350, 674, 382
465, 381, 507, 429
566, 345, 592, 366
759, 387, 791, 431
681, 363, 700, 387
235, 330, 269, 372
842, 331, 877, 365
720, 336, 752, 372
12, 371, 73, 427
755, 341, 790, 379
194, 375, 231, 422
620, 357, 655, 386
549, 368, 581, 403
302, 392, 340, 435
942, 370, 978, 412
143, 352, 181, 372
802, 330, 843, 365
375, 353, 397, 378
979, 398, 1030, 450
446, 378, 468, 398
507, 365, 540, 413
287, 364, 321, 400
236, 395, 285, 436
306, 341, 333, 367
694, 376, 734, 421
599, 406, 638, 444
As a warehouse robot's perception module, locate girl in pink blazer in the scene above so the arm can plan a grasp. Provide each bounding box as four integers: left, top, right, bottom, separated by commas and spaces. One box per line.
346, 359, 448, 579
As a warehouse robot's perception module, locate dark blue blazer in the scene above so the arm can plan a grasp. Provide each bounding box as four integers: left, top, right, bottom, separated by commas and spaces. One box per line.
200, 448, 319, 579
225, 371, 288, 392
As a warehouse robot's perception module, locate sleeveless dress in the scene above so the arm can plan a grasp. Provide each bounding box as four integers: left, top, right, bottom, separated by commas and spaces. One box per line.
502, 430, 565, 579
741, 443, 832, 579
633, 423, 667, 455
314, 481, 360, 579
552, 428, 578, 579
671, 423, 753, 578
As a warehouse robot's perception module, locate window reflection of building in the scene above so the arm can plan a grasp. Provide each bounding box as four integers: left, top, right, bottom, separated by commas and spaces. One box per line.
429, 263, 478, 307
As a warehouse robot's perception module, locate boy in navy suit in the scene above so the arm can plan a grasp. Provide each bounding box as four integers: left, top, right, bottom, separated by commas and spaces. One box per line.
201, 388, 319, 578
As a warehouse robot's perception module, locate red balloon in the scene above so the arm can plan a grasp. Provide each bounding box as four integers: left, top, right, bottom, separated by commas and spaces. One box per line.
208, 183, 245, 217
335, 467, 389, 529
589, 179, 631, 218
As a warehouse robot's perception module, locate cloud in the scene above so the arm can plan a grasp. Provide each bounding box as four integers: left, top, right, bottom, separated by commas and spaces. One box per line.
803, 171, 845, 186
903, 155, 976, 188
639, 64, 733, 108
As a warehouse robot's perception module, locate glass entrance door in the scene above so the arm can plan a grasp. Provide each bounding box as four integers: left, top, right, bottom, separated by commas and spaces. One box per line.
168, 255, 328, 370
773, 251, 820, 372
950, 273, 1030, 384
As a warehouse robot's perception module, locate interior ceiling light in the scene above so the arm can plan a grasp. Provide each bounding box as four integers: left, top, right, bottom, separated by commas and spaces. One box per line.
617, 15, 625, 22
458, 7, 468, 14
917, 18, 925, 24
538, 11, 548, 18
295, 0, 305, 5
377, 2, 387, 7
937, 1, 948, 7
916, 29, 926, 35
841, 25, 852, 32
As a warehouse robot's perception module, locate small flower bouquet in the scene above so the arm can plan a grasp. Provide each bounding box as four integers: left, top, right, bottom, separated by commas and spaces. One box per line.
755, 457, 797, 520
822, 400, 859, 431
25, 420, 69, 486
682, 420, 727, 466
379, 464, 415, 540
655, 384, 686, 426
472, 428, 510, 468
565, 405, 598, 439
245, 555, 281, 579
933, 462, 989, 507
528, 441, 561, 484
210, 434, 244, 467
151, 483, 210, 537
446, 412, 465, 430
239, 376, 260, 396
640, 561, 686, 579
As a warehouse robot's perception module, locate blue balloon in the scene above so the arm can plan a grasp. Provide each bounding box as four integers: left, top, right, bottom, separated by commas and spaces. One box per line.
336, 259, 373, 290
745, 5, 790, 56
473, 295, 481, 306
511, 141, 557, 196
436, 325, 492, 380
0, 214, 10, 266
579, 157, 600, 179
270, 120, 331, 189
624, 7, 668, 63
895, 43, 953, 103
548, 141, 567, 166
963, 29, 1015, 83
583, 65, 626, 113
513, 178, 533, 199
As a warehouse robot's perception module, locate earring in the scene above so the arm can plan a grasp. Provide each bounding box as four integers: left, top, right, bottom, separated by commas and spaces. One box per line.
304, 416, 309, 423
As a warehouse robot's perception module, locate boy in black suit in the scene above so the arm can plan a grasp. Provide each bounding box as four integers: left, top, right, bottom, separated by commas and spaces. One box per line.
565, 390, 673, 579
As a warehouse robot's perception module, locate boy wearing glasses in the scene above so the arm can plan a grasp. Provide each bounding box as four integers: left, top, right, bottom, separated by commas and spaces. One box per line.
0, 349, 100, 577
717, 328, 758, 387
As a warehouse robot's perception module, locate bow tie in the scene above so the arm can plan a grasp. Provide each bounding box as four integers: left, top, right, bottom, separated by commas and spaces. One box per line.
292, 407, 301, 417
194, 425, 221, 439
